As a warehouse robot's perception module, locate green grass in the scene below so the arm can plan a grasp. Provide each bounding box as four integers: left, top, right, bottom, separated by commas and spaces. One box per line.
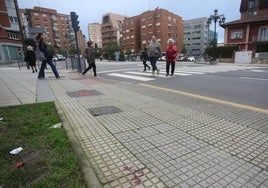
0, 102, 87, 188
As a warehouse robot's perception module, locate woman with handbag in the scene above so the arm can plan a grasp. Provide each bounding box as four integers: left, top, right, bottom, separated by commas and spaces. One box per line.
36, 33, 60, 79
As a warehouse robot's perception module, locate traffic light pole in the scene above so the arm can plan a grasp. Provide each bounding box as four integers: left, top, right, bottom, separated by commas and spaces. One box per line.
70, 11, 81, 73
74, 31, 81, 73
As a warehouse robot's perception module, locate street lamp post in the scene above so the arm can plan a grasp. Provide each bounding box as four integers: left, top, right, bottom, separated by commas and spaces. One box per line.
207, 9, 225, 64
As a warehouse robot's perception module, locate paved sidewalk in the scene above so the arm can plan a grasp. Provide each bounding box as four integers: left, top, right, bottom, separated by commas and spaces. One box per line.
0, 66, 267, 188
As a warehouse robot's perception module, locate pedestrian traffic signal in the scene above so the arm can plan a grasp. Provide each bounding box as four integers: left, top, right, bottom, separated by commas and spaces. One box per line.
70, 11, 80, 32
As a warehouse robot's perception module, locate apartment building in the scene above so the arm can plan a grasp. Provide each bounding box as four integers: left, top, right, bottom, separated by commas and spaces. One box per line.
0, 0, 23, 64
88, 23, 102, 48
121, 8, 183, 55
183, 17, 210, 57
101, 13, 126, 48
22, 6, 73, 50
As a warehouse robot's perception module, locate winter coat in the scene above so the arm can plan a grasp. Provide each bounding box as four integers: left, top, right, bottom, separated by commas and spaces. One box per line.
165, 44, 178, 62
24, 50, 36, 66
140, 48, 148, 61
38, 39, 53, 60
147, 41, 162, 58
85, 46, 95, 64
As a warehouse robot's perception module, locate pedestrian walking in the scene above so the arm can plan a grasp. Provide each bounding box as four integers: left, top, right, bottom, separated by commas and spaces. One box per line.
36, 33, 60, 79
140, 45, 151, 71
165, 38, 179, 76
147, 36, 162, 77
82, 40, 97, 77
24, 46, 37, 73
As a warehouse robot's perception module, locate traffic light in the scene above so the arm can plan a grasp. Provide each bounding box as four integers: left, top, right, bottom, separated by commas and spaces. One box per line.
70, 11, 80, 32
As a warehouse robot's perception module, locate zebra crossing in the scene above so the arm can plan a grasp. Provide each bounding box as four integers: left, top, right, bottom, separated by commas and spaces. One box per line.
105, 65, 263, 82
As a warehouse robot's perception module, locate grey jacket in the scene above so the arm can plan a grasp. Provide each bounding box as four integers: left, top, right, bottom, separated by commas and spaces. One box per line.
147, 41, 162, 58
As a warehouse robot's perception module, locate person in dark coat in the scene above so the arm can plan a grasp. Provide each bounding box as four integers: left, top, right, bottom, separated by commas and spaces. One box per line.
36, 33, 60, 79
140, 45, 151, 71
24, 46, 37, 73
82, 40, 97, 76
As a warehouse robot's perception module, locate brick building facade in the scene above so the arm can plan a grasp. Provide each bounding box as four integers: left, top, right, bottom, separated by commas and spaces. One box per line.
121, 8, 183, 55
222, 0, 268, 52
0, 0, 23, 63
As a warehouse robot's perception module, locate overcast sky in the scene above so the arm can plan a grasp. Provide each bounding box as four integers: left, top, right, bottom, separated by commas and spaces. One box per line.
18, 0, 241, 43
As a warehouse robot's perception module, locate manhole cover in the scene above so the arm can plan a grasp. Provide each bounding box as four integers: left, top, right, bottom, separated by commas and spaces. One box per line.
89, 106, 122, 116
67, 90, 101, 98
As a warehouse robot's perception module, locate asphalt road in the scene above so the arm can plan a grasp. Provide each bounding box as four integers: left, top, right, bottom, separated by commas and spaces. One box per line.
55, 59, 268, 110
95, 61, 268, 110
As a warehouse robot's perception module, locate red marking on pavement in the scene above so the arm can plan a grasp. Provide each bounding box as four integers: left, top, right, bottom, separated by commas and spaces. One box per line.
76, 90, 91, 96
123, 166, 144, 185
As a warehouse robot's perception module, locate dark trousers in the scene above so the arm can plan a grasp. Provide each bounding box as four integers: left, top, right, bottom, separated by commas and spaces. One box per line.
166, 61, 175, 75
83, 63, 97, 76
38, 59, 59, 78
142, 60, 150, 70
149, 56, 159, 71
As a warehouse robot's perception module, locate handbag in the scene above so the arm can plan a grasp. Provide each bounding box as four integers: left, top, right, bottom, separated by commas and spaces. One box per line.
36, 48, 47, 61
40, 51, 47, 61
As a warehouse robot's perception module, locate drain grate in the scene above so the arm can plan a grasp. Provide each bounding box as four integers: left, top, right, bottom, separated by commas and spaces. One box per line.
66, 90, 101, 98
89, 106, 122, 116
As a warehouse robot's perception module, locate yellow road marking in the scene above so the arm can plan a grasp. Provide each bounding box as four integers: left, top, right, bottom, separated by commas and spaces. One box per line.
139, 83, 268, 114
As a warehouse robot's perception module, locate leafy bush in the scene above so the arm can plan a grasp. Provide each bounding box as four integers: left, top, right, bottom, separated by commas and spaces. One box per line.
205, 45, 239, 58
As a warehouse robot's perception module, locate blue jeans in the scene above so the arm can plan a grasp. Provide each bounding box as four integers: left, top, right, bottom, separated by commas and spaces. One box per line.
149, 56, 159, 71
38, 59, 59, 78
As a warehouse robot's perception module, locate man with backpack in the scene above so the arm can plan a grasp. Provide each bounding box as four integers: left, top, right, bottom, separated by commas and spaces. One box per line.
165, 38, 179, 76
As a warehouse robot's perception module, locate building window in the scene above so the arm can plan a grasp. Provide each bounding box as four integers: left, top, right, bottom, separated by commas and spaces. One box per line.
141, 18, 146, 22
259, 28, 268, 41
9, 16, 18, 23
141, 25, 146, 29
156, 14, 160, 18
248, 10, 258, 17
7, 32, 19, 40
231, 31, 243, 39
34, 13, 39, 16
43, 14, 47, 17
168, 17, 172, 22
147, 24, 152, 27
148, 16, 152, 20
248, 0, 258, 9
156, 22, 161, 26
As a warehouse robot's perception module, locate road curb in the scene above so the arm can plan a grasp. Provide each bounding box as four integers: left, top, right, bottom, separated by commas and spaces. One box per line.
54, 101, 102, 188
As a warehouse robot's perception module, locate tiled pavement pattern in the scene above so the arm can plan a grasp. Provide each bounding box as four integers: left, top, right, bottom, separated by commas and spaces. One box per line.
0, 67, 267, 187
48, 71, 268, 188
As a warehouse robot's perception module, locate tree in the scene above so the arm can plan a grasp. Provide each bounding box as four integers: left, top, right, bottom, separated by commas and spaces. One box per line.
102, 43, 121, 60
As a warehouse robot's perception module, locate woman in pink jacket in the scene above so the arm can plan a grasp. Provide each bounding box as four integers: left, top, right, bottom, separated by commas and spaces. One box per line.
165, 38, 179, 76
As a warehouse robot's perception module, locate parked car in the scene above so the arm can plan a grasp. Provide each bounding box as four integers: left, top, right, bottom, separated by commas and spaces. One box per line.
55, 54, 66, 61
187, 56, 196, 62
178, 56, 188, 61
52, 55, 58, 61
158, 56, 166, 61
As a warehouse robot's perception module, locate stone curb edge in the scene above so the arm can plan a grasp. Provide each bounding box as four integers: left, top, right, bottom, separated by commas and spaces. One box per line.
54, 101, 102, 188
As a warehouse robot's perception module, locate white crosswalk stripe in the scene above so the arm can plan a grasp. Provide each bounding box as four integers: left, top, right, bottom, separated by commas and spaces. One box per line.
106, 65, 264, 82
108, 73, 155, 81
